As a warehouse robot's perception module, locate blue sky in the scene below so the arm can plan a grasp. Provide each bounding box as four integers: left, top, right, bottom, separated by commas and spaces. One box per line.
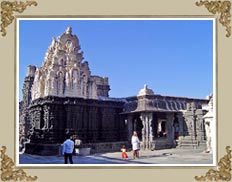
18, 19, 213, 101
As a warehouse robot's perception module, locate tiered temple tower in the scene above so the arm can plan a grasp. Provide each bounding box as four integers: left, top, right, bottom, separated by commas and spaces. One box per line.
30, 27, 110, 100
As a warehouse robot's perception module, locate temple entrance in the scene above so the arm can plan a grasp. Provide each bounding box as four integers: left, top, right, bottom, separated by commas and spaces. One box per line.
161, 122, 166, 133
158, 120, 167, 138
125, 112, 178, 150
132, 116, 143, 140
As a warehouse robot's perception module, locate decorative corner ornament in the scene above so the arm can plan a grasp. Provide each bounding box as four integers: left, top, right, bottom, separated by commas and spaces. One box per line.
196, 0, 231, 38
195, 146, 232, 181
0, 146, 37, 181
0, 0, 37, 37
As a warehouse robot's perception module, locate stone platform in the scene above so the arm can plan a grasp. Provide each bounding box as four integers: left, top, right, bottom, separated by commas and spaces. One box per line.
24, 143, 61, 156
24, 141, 128, 156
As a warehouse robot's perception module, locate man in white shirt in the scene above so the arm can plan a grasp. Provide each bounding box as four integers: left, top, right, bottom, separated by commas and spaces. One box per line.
131, 131, 140, 159
62, 135, 75, 164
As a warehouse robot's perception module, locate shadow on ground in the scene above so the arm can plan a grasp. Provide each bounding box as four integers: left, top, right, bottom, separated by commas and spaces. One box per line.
19, 152, 174, 164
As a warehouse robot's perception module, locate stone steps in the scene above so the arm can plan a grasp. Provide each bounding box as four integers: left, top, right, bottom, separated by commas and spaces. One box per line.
178, 137, 199, 149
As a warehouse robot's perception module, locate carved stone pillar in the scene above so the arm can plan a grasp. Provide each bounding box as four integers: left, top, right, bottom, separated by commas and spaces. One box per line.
140, 114, 146, 150
148, 113, 153, 149
195, 109, 206, 141
145, 115, 149, 150
176, 112, 184, 136
140, 112, 153, 150
157, 119, 162, 133
139, 115, 144, 150
183, 110, 195, 138
127, 115, 133, 143
166, 113, 175, 141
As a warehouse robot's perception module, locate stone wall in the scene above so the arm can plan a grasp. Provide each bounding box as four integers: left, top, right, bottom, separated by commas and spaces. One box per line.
25, 96, 127, 155
90, 76, 110, 97
19, 66, 36, 150
81, 141, 128, 154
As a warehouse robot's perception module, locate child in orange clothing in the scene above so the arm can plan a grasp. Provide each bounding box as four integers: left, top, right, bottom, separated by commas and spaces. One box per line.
121, 145, 128, 159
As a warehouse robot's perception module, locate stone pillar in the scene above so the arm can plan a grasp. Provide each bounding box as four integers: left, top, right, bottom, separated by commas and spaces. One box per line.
195, 109, 206, 141
145, 115, 149, 150
157, 119, 162, 133
204, 119, 212, 152
203, 96, 213, 153
183, 110, 195, 138
140, 115, 146, 150
176, 112, 184, 136
133, 119, 137, 132
140, 112, 153, 150
148, 113, 154, 149
166, 113, 175, 141
127, 115, 133, 143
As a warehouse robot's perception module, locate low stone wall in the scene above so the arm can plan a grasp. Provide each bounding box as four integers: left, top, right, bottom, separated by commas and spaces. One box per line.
24, 141, 128, 156
75, 148, 91, 156
151, 139, 176, 150
24, 143, 61, 156
80, 141, 128, 154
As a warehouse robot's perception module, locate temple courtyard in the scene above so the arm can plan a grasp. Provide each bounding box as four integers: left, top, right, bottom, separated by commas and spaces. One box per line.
19, 146, 213, 165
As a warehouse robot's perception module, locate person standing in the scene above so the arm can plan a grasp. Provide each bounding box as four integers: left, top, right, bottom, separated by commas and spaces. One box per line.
62, 134, 74, 164
131, 131, 140, 159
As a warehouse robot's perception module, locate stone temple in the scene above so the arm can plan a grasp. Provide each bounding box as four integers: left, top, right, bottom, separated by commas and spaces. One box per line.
19, 27, 214, 155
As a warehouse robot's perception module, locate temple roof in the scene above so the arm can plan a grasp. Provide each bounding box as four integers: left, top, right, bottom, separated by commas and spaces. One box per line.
121, 85, 209, 114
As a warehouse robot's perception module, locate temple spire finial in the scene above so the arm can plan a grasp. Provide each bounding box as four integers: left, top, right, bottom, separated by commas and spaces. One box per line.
65, 27, 72, 34
144, 84, 148, 89
138, 84, 154, 96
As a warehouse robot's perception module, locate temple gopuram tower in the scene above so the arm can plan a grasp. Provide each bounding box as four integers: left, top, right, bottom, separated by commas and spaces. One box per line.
31, 27, 109, 100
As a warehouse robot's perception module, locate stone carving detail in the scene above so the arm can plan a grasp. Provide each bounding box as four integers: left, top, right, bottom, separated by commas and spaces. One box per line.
30, 27, 110, 100
140, 113, 154, 150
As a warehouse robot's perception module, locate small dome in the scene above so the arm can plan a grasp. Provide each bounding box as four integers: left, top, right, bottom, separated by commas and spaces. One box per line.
137, 84, 154, 96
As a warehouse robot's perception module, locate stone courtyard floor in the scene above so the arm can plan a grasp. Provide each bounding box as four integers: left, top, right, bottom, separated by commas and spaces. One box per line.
19, 147, 214, 166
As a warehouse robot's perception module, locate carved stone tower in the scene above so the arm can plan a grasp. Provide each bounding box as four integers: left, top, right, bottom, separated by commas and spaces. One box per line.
30, 27, 110, 101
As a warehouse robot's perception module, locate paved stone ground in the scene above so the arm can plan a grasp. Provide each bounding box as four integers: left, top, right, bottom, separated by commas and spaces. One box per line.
19, 147, 213, 165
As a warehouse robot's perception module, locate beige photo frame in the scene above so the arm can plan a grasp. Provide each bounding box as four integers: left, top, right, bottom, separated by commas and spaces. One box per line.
0, 0, 231, 182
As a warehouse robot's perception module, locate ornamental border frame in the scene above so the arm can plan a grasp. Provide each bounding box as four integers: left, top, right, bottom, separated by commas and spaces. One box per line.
0, 0, 231, 182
